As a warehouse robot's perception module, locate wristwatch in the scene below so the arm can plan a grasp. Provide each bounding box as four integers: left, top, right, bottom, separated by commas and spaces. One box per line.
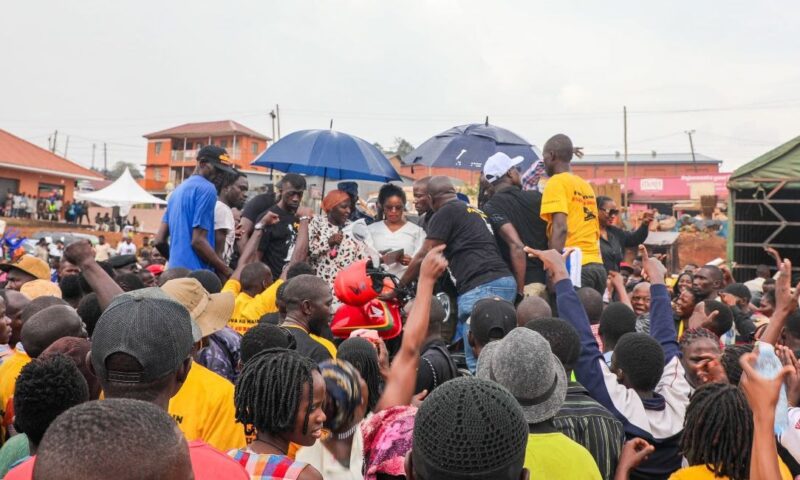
298, 215, 311, 222
254, 223, 264, 231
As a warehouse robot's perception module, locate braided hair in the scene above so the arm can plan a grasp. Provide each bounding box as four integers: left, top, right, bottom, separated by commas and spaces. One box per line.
679, 327, 721, 351
338, 337, 382, 411
680, 383, 752, 480
234, 348, 318, 436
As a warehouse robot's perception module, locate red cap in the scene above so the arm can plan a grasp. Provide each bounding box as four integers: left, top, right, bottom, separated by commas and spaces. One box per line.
146, 264, 165, 276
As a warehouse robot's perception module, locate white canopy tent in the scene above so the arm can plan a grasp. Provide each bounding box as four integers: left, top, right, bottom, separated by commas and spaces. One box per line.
75, 168, 166, 216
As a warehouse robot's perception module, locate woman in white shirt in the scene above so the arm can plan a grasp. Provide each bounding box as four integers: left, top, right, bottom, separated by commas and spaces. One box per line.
366, 184, 425, 277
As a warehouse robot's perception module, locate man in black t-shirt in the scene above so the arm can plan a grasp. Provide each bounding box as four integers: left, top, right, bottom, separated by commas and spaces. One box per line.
236, 188, 276, 252
482, 152, 548, 298
397, 176, 517, 373
255, 174, 308, 279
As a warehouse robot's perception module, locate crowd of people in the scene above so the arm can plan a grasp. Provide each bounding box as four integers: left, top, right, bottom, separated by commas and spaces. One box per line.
0, 141, 797, 480
0, 193, 87, 224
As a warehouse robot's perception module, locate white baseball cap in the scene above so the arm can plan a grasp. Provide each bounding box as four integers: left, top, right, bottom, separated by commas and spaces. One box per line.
482, 152, 524, 184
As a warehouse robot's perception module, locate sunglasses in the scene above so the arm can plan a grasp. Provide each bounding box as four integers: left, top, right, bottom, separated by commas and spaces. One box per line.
601, 208, 620, 216
383, 205, 404, 212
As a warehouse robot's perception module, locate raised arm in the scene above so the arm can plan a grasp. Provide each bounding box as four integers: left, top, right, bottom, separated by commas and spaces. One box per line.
740, 352, 794, 480
64, 240, 123, 311
396, 238, 443, 292
375, 244, 448, 412
759, 248, 800, 346
639, 245, 679, 361
622, 211, 653, 248
287, 207, 312, 266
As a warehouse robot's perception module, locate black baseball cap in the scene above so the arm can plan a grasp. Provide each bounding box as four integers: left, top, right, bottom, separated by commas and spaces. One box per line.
91, 288, 194, 383
469, 297, 517, 345
109, 254, 137, 269
197, 145, 236, 175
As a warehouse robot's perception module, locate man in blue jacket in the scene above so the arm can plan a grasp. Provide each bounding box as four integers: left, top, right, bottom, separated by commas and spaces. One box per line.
526, 245, 691, 480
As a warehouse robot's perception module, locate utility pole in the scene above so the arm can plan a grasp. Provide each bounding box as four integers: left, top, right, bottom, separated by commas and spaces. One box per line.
64, 136, 70, 158
623, 106, 629, 211
685, 130, 697, 172
51, 130, 58, 153
103, 143, 108, 175
91, 144, 96, 170
276, 104, 281, 140
269, 109, 277, 143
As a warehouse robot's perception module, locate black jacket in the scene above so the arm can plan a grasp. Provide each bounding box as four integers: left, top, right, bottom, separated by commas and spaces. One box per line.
600, 223, 650, 273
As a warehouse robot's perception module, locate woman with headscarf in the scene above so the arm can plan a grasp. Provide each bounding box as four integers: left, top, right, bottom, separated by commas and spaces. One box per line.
295, 359, 370, 479
307, 190, 370, 302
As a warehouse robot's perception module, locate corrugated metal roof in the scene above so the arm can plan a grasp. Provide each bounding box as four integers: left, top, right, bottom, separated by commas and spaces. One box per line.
143, 120, 271, 141
0, 129, 104, 181
578, 152, 721, 164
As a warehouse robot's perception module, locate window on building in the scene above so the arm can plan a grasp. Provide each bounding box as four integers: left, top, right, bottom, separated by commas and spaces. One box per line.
155, 168, 163, 181
252, 142, 259, 154
154, 142, 162, 155
220, 139, 227, 148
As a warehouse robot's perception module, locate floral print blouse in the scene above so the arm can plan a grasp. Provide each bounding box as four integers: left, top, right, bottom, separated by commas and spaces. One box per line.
307, 216, 369, 294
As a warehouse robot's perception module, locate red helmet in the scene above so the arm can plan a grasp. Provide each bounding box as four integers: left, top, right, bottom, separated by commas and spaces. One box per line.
331, 299, 403, 340
334, 259, 394, 307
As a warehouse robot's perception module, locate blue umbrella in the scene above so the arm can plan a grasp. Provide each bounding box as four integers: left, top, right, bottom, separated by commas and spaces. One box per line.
252, 129, 402, 195
403, 122, 541, 172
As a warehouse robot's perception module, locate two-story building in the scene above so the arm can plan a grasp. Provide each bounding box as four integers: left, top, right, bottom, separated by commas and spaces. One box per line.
141, 120, 272, 194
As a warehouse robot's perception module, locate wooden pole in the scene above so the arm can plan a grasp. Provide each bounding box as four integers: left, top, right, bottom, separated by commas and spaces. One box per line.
623, 106, 628, 211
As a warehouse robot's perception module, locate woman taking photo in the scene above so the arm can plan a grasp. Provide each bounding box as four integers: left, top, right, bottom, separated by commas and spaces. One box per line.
367, 184, 426, 277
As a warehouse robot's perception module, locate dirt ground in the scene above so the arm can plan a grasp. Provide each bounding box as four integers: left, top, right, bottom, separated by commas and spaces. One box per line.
676, 231, 727, 266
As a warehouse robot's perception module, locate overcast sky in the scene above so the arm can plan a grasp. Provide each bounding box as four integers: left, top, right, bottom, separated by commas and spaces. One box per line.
3, 1, 799, 173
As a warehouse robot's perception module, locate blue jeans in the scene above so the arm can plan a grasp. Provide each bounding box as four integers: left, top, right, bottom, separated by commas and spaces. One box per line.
454, 275, 517, 373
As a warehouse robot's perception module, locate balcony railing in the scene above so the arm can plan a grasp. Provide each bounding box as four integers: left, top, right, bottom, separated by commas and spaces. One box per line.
171, 148, 241, 162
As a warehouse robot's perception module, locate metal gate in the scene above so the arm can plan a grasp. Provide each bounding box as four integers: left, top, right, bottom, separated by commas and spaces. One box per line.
729, 178, 800, 282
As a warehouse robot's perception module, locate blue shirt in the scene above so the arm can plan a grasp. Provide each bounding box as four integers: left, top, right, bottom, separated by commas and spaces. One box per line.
163, 175, 217, 270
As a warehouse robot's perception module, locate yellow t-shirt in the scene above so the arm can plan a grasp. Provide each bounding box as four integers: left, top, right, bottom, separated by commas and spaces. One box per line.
0, 350, 31, 439
223, 279, 283, 335
525, 432, 602, 480
669, 462, 792, 479
168, 361, 247, 452
540, 172, 602, 265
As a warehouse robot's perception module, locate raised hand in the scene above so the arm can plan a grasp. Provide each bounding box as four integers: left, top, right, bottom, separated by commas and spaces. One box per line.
776, 345, 800, 408
639, 245, 666, 285
687, 301, 719, 330
420, 244, 448, 282
63, 239, 96, 267
614, 438, 655, 480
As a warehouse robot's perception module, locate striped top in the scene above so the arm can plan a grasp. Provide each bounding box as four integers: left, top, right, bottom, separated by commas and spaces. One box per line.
553, 383, 625, 480
228, 449, 310, 479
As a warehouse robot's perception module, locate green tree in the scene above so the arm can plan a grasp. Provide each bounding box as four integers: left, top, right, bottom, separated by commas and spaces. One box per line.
107, 161, 144, 180
393, 137, 415, 158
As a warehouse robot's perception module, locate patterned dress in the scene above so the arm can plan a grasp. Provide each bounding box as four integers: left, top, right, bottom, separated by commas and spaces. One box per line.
307, 216, 369, 306
228, 449, 309, 480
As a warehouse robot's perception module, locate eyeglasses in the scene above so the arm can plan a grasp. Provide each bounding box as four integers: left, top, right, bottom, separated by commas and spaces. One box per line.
601, 208, 620, 216
384, 205, 404, 212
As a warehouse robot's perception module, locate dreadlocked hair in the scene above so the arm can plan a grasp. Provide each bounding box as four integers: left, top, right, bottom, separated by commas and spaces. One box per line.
234, 348, 318, 436
680, 382, 752, 480
338, 337, 382, 411
679, 327, 721, 351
